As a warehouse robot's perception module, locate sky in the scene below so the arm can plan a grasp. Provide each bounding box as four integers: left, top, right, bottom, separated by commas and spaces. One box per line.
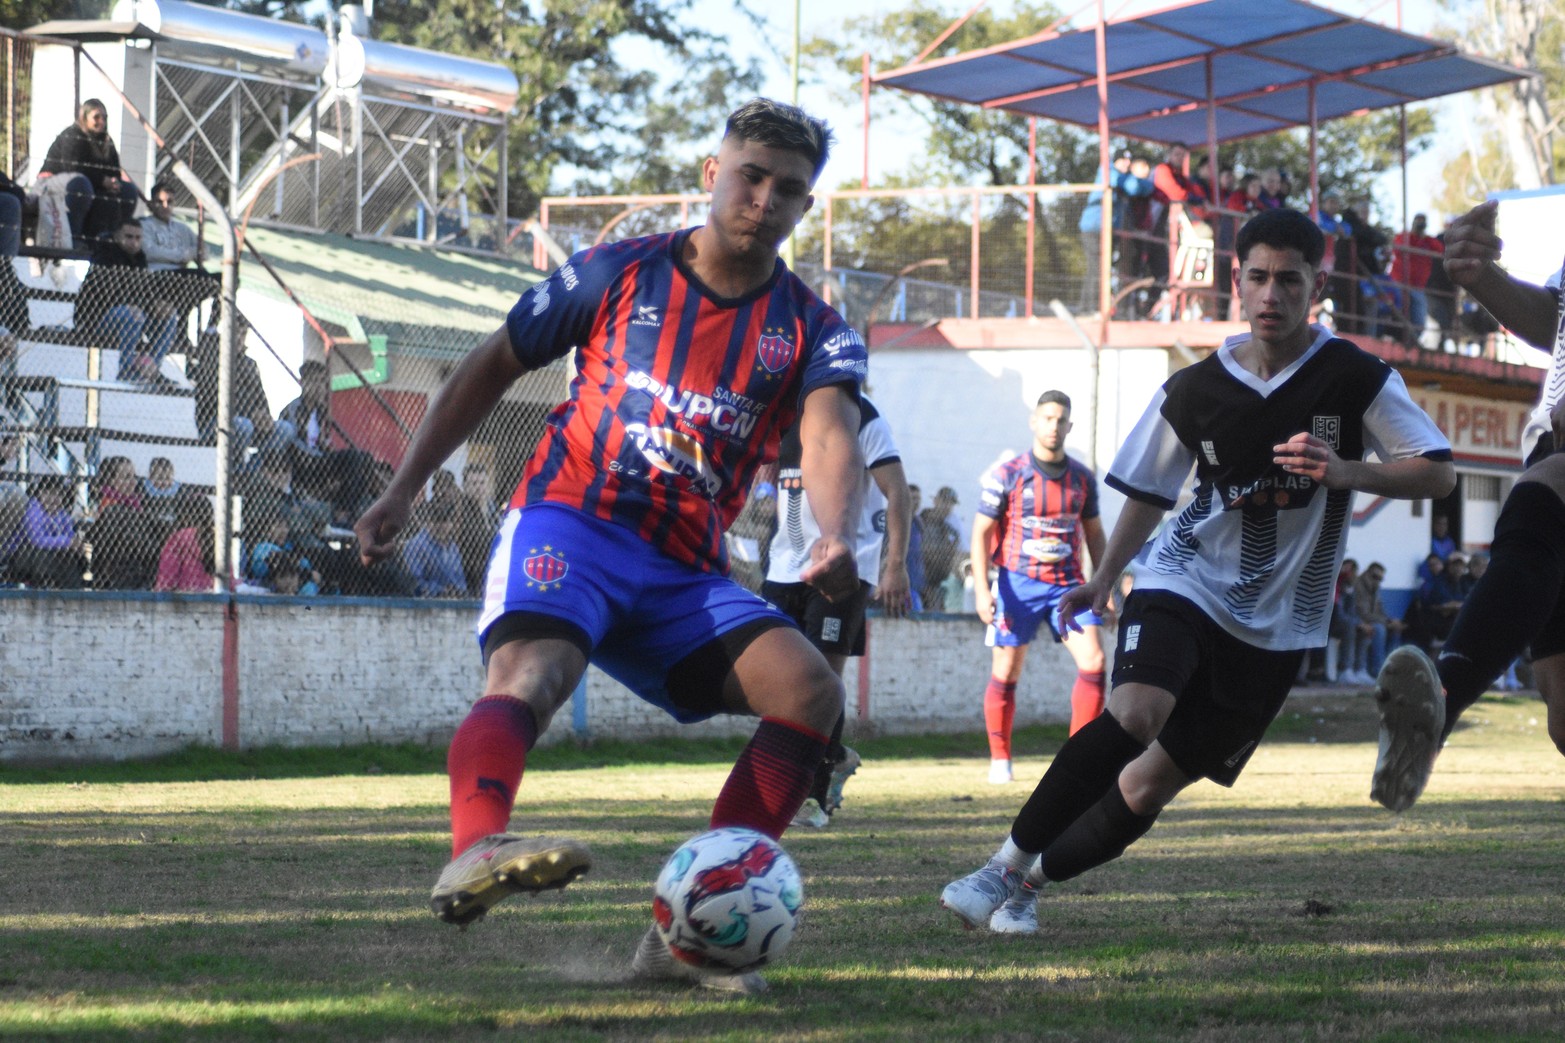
714, 0, 1475, 228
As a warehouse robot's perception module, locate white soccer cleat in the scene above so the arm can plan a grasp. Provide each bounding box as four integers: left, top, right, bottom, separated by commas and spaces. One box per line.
940, 858, 1023, 929
824, 746, 862, 814
988, 881, 1040, 934
988, 759, 1014, 785
792, 797, 830, 829
429, 833, 591, 925
1370, 646, 1445, 813
630, 924, 768, 995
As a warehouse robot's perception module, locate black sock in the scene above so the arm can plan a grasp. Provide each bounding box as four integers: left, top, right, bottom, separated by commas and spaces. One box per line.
809, 711, 846, 807
1010, 712, 1146, 853
1040, 785, 1160, 883
1439, 482, 1565, 739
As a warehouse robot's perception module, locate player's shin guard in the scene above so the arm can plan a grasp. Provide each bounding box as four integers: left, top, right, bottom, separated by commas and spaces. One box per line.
1069, 670, 1106, 735
1438, 482, 1565, 739
447, 695, 538, 857
984, 677, 1018, 760
711, 716, 828, 839
1009, 712, 1146, 854
1039, 785, 1159, 883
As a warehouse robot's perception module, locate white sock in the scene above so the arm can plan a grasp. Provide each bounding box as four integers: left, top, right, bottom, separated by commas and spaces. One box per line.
996, 836, 1037, 874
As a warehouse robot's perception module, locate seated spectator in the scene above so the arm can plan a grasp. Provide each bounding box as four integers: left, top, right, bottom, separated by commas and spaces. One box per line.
154, 493, 216, 592
275, 360, 374, 523
140, 182, 202, 272
1417, 552, 1469, 651
89, 455, 167, 589
1351, 560, 1404, 677
1429, 514, 1456, 562
1329, 558, 1375, 684
142, 456, 183, 527
34, 99, 139, 247
11, 475, 85, 588
188, 311, 275, 462
76, 221, 182, 384
239, 450, 332, 558
264, 548, 317, 596
403, 498, 467, 598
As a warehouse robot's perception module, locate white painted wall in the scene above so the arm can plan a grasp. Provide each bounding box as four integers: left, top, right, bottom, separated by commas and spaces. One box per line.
0, 591, 1095, 764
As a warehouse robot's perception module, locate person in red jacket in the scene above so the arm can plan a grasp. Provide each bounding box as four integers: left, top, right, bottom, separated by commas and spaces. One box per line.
1391, 213, 1444, 336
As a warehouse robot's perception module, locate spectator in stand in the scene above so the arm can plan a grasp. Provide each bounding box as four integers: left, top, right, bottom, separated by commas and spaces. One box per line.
239, 450, 331, 558
245, 510, 321, 595
1351, 560, 1403, 677
0, 170, 24, 258
455, 459, 504, 594
12, 476, 85, 588
1391, 213, 1443, 340
403, 497, 468, 598
76, 220, 181, 384
1418, 552, 1469, 652
154, 493, 216, 593
1425, 231, 1457, 347
141, 456, 182, 529
919, 484, 962, 610
1148, 143, 1209, 289
263, 548, 316, 596
275, 359, 374, 524
188, 311, 274, 464
1329, 558, 1375, 685
90, 455, 166, 589
1077, 150, 1153, 315
140, 182, 201, 272
34, 99, 139, 247
1216, 174, 1264, 319
1256, 168, 1286, 210
1430, 514, 1457, 562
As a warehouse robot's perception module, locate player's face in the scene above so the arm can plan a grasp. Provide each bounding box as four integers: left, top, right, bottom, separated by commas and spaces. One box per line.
1236, 243, 1325, 350
702, 137, 815, 261
1030, 403, 1071, 452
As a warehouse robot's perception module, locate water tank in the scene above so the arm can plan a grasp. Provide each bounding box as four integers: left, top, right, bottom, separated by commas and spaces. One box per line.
336, 35, 518, 115
110, 0, 328, 77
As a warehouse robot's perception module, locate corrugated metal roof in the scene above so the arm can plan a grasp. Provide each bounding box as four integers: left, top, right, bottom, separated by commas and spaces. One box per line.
234, 224, 544, 359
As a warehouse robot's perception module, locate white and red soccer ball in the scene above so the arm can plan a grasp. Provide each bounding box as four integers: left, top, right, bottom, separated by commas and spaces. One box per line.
652, 827, 803, 972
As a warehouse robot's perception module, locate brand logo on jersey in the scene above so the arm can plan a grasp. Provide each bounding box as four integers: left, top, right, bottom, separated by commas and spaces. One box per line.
822, 329, 865, 355
559, 263, 579, 291
756, 328, 797, 374
626, 422, 723, 498
522, 546, 568, 590
1224, 740, 1257, 768
530, 285, 551, 316
1125, 623, 1141, 651
1201, 440, 1219, 466
625, 370, 761, 438
1313, 416, 1341, 450
632, 304, 661, 328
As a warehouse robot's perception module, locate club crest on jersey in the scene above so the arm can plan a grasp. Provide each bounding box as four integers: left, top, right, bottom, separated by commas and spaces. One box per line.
626, 423, 724, 498
1312, 416, 1341, 450
522, 546, 568, 590
756, 327, 796, 374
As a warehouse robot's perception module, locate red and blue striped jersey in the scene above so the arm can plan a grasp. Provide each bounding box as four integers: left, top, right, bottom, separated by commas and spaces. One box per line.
505, 229, 868, 573
977, 453, 1099, 586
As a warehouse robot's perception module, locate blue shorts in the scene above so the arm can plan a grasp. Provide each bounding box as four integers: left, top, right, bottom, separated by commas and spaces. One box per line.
985, 568, 1102, 648
477, 504, 796, 722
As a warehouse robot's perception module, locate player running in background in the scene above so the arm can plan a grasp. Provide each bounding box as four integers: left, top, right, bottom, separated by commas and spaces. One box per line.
971, 390, 1107, 785
940, 208, 1453, 935
355, 99, 866, 994
1371, 199, 1565, 812
762, 393, 913, 827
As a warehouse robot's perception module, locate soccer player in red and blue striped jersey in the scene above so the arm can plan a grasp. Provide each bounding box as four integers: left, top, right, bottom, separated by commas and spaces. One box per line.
972, 391, 1107, 786
355, 99, 866, 991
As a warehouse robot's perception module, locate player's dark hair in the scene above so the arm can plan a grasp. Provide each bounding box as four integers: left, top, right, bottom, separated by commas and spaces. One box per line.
1036, 390, 1072, 412
724, 98, 835, 183
1235, 207, 1325, 267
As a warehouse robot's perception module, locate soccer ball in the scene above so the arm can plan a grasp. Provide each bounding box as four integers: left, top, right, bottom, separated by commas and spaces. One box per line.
652, 827, 803, 972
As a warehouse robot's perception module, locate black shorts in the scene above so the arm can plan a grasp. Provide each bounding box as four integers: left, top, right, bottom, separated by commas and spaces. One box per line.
1112, 590, 1307, 786
760, 579, 871, 657
1505, 443, 1565, 661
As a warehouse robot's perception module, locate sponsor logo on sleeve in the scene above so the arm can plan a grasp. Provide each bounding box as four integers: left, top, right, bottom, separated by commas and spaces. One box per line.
530, 285, 551, 316
559, 263, 579, 291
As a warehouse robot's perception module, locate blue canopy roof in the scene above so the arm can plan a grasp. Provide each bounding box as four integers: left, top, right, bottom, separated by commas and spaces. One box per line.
874, 0, 1528, 145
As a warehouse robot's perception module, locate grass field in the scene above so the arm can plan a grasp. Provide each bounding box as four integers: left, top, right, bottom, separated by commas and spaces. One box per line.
4, 691, 1565, 1042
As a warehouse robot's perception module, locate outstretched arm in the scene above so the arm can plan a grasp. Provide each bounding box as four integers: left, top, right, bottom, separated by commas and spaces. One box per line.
355, 325, 525, 563
797, 384, 866, 602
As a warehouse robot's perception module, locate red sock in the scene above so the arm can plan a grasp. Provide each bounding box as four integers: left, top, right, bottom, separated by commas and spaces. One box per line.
447, 695, 537, 858
711, 717, 828, 839
984, 677, 1018, 760
1069, 670, 1106, 736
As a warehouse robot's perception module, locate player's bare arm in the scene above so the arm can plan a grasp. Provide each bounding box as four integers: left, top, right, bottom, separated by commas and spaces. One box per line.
1272, 433, 1455, 499
355, 324, 526, 563
870, 458, 913, 617
1442, 200, 1556, 348
970, 513, 1000, 624
797, 383, 866, 601
1057, 498, 1166, 632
